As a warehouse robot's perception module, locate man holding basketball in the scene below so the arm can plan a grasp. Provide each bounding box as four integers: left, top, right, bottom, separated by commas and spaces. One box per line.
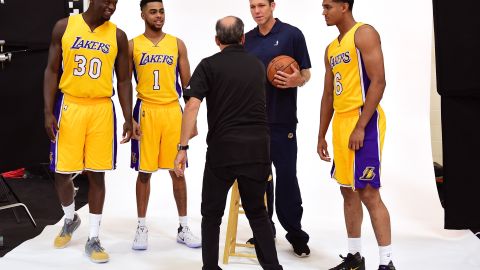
246, 0, 312, 258
318, 0, 395, 269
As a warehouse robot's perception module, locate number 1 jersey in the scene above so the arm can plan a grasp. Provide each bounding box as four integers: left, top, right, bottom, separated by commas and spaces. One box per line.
132, 34, 181, 105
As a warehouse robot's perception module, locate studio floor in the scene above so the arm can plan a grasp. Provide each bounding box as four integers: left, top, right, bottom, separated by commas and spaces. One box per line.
1, 159, 479, 270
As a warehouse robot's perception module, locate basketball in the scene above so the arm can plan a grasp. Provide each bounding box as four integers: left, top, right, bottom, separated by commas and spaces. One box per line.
266, 55, 300, 86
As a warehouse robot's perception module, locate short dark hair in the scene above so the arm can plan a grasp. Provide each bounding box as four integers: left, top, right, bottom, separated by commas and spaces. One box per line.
333, 0, 354, 11
140, 0, 162, 10
215, 16, 244, 45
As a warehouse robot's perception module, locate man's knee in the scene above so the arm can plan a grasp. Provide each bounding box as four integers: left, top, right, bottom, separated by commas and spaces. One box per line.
358, 186, 381, 207
138, 172, 151, 183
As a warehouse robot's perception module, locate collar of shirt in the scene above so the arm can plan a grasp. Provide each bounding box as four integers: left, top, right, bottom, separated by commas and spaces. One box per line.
253, 18, 283, 37
221, 44, 245, 53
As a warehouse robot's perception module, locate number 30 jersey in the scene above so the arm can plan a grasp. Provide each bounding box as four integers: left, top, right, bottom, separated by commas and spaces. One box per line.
59, 14, 118, 98
328, 22, 377, 113
132, 34, 181, 105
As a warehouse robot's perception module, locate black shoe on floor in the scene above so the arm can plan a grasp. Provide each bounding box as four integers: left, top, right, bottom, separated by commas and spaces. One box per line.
246, 237, 256, 246
329, 252, 365, 270
292, 242, 310, 258
378, 261, 396, 270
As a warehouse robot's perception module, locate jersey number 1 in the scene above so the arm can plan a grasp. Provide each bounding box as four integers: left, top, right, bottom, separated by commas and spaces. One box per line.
153, 70, 160, 90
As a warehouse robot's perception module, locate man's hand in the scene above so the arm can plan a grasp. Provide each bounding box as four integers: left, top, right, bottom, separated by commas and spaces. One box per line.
273, 65, 304, 89
174, 150, 187, 177
348, 125, 365, 151
44, 113, 58, 143
317, 137, 331, 162
132, 120, 141, 140
120, 121, 133, 144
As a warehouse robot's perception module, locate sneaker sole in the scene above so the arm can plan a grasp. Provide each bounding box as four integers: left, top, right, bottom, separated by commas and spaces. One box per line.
177, 239, 201, 248
132, 245, 148, 250
53, 218, 81, 249
294, 252, 310, 258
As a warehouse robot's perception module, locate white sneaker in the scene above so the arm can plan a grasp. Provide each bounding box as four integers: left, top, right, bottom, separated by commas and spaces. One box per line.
177, 225, 201, 248
132, 225, 148, 250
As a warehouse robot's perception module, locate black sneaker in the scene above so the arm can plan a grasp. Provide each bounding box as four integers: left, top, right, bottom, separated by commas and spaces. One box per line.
329, 252, 365, 270
246, 237, 256, 246
292, 242, 310, 257
378, 261, 396, 270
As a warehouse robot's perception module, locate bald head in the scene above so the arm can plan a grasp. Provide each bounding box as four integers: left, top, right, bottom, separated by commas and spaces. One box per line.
215, 16, 244, 45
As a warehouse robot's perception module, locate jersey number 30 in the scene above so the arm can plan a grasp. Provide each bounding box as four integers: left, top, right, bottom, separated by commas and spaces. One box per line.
73, 55, 102, 79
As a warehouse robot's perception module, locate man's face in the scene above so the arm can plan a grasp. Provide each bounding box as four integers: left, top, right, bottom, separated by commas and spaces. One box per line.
90, 0, 117, 21
322, 0, 345, 26
249, 0, 275, 26
142, 2, 165, 31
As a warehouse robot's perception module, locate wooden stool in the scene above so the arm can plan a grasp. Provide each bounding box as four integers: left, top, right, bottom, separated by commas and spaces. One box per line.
223, 175, 271, 264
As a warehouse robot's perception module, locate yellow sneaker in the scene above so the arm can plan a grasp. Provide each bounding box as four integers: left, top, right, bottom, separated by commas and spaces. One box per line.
85, 237, 109, 263
53, 213, 81, 249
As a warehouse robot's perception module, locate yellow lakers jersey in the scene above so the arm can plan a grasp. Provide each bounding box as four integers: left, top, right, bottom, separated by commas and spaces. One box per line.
59, 14, 118, 98
132, 34, 181, 104
328, 22, 380, 113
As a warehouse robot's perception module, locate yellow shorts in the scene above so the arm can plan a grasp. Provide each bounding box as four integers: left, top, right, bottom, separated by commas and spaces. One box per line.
331, 107, 386, 189
131, 99, 182, 172
49, 93, 116, 173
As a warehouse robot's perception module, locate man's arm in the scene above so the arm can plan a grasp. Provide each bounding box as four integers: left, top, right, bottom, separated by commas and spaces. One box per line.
177, 38, 191, 89
348, 25, 386, 150
174, 97, 201, 177
177, 37, 198, 138
115, 28, 133, 143
43, 18, 67, 142
318, 46, 334, 162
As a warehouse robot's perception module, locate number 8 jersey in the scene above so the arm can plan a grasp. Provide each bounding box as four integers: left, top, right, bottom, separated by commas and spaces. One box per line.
132, 34, 181, 105
59, 14, 118, 98
327, 22, 379, 113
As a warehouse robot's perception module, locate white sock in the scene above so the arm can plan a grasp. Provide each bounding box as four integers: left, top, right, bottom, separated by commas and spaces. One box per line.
379, 245, 393, 265
179, 216, 188, 228
62, 201, 75, 221
138, 217, 146, 227
348, 238, 362, 255
89, 213, 102, 239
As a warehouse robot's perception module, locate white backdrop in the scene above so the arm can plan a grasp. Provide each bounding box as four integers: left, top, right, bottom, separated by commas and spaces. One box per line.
2, 1, 480, 269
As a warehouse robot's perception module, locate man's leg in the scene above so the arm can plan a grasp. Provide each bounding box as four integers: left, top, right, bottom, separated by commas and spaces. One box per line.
170, 170, 201, 248
169, 170, 187, 217
270, 125, 309, 251
340, 187, 363, 254
329, 187, 365, 270
132, 172, 151, 250
136, 172, 152, 219
201, 164, 234, 270
53, 173, 81, 248
238, 174, 283, 270
358, 185, 393, 266
84, 171, 109, 263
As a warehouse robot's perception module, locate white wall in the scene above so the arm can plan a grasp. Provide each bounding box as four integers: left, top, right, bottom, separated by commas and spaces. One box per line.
111, 0, 445, 245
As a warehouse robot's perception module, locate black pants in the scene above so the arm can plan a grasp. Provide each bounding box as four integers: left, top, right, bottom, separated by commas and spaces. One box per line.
266, 124, 309, 245
201, 162, 282, 270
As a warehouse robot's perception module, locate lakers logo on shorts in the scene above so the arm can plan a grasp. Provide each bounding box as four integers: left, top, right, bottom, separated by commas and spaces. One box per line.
131, 153, 137, 164
49, 152, 54, 164
359, 166, 376, 181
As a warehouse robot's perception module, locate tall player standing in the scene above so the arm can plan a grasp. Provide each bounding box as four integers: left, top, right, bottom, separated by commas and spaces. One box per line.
318, 0, 396, 269
43, 0, 133, 263
129, 0, 201, 250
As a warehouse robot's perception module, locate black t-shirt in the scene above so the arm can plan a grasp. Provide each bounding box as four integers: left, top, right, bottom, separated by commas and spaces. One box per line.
184, 44, 270, 167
